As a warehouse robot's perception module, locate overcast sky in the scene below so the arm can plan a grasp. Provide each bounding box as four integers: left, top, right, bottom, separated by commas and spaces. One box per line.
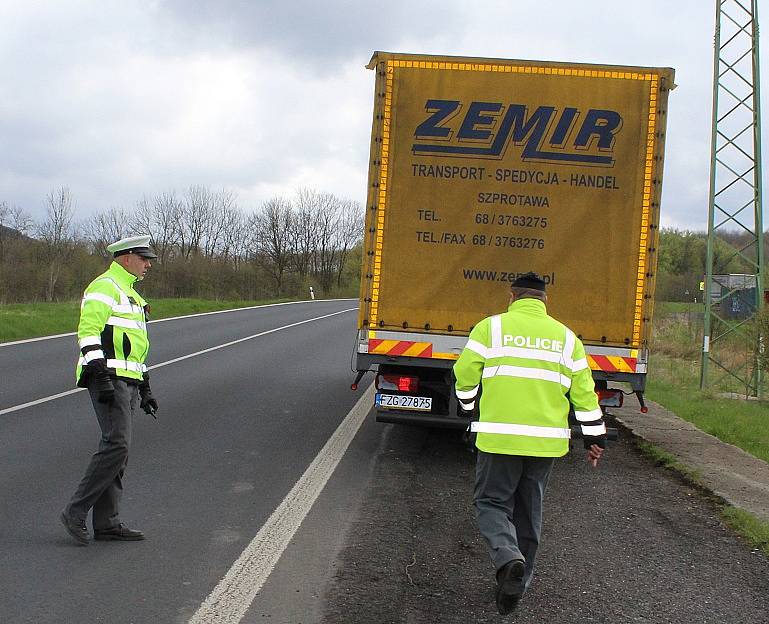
0, 0, 765, 231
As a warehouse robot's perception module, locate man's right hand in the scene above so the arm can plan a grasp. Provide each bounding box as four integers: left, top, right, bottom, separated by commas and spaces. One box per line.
88, 359, 115, 404
586, 444, 604, 468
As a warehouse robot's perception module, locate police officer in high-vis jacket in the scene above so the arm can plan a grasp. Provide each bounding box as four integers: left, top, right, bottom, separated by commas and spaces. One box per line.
454, 272, 606, 615
60, 235, 159, 545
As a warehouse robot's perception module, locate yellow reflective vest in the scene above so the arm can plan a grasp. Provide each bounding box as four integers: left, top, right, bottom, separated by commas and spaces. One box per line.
75, 262, 150, 385
453, 297, 605, 457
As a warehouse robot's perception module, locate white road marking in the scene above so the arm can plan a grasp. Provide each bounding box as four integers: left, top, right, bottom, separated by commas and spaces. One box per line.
0, 299, 356, 347
0, 388, 85, 415
0, 308, 357, 416
0, 330, 76, 347
148, 308, 356, 371
188, 383, 375, 624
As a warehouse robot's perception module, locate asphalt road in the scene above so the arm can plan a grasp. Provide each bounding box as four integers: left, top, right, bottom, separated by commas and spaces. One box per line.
322, 425, 769, 623
4, 300, 769, 623
0, 299, 380, 623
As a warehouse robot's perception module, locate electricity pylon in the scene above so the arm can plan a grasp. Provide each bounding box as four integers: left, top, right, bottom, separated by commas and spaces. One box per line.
700, 0, 764, 396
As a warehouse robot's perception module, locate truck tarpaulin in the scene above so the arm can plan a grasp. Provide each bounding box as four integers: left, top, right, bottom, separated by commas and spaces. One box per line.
359, 52, 674, 349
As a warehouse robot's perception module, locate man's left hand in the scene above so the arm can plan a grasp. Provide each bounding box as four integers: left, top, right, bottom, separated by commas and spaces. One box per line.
141, 394, 159, 417
138, 373, 158, 418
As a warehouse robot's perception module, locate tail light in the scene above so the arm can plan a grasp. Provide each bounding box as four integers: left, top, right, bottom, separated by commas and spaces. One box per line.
597, 388, 623, 407
376, 374, 419, 393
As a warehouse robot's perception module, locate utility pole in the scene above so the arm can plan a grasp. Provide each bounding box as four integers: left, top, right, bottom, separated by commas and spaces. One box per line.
701, 0, 764, 396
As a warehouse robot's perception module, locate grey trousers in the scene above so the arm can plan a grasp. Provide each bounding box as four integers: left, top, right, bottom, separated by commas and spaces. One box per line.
474, 451, 555, 591
65, 379, 137, 531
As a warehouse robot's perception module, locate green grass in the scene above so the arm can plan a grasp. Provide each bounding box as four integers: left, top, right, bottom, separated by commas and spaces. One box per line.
636, 440, 704, 482
647, 355, 769, 464
655, 301, 704, 315
721, 507, 769, 558
0, 301, 82, 342
0, 298, 296, 343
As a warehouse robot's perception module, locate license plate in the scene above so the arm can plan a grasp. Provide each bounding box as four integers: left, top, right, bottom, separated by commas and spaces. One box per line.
375, 393, 433, 411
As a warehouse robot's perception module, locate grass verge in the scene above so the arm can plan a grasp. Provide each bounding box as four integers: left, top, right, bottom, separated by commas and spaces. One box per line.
0, 297, 297, 343
636, 440, 769, 558
647, 355, 769, 465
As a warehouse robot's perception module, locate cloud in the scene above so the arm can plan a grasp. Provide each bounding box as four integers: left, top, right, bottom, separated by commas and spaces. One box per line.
0, 0, 765, 235
156, 0, 467, 67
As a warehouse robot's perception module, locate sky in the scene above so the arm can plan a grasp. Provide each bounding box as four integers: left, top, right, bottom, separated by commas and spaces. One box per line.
0, 0, 765, 231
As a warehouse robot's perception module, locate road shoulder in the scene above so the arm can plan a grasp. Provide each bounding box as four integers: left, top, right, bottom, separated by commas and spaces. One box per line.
613, 399, 769, 523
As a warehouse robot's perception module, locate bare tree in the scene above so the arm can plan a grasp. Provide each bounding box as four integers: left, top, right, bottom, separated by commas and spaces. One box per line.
0, 201, 8, 283
334, 199, 364, 287
0, 201, 32, 237
291, 188, 321, 282
179, 185, 214, 259
216, 194, 245, 264
0, 201, 35, 303
8, 204, 33, 236
250, 196, 294, 293
133, 192, 183, 265
312, 191, 342, 292
38, 186, 75, 301
200, 189, 238, 258
0, 201, 8, 264
82, 207, 129, 257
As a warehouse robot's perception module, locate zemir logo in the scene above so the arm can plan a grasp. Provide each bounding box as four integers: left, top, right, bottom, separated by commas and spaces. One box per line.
412, 100, 623, 166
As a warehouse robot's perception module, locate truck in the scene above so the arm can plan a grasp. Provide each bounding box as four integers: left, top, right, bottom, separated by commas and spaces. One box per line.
352, 51, 675, 428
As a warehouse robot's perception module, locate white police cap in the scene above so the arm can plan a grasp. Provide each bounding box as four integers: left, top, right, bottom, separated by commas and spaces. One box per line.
106, 235, 158, 259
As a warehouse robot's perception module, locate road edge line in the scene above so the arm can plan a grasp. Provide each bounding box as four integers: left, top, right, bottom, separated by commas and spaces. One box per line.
188, 384, 375, 624
0, 299, 356, 347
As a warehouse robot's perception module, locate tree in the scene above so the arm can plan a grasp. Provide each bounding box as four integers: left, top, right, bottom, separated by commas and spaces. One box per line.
219, 201, 248, 267
250, 196, 294, 294
37, 186, 75, 301
179, 185, 214, 259
334, 199, 364, 287
291, 188, 320, 283
311, 191, 341, 292
201, 189, 238, 258
82, 207, 129, 257
129, 193, 183, 266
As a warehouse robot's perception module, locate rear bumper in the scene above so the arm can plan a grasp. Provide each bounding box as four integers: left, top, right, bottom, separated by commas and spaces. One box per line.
376, 409, 471, 429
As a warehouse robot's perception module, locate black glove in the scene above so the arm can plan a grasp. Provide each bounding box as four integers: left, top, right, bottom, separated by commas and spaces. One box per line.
88, 359, 115, 404
455, 383, 481, 420
139, 374, 158, 417
583, 435, 607, 450
456, 400, 476, 419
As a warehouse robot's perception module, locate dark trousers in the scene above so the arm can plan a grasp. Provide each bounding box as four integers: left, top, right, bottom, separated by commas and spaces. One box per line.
474, 451, 555, 591
65, 379, 137, 530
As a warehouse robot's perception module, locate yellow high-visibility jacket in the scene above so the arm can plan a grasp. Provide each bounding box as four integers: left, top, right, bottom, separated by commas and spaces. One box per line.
454, 298, 605, 457
76, 262, 149, 385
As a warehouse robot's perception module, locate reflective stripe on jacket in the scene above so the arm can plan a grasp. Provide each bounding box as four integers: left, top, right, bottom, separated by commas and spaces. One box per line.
453, 297, 604, 457
75, 261, 150, 384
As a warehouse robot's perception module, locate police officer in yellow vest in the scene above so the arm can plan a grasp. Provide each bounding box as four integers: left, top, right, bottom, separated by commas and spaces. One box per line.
454, 272, 606, 615
60, 235, 159, 545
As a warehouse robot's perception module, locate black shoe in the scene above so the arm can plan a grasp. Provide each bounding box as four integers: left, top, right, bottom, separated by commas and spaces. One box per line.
94, 523, 145, 541
495, 559, 525, 615
60, 510, 89, 545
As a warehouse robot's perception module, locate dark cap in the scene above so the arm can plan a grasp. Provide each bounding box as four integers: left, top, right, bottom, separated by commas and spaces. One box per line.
511, 272, 546, 292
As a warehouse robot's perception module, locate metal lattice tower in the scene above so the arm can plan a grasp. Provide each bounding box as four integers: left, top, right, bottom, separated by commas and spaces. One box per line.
701, 0, 764, 396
